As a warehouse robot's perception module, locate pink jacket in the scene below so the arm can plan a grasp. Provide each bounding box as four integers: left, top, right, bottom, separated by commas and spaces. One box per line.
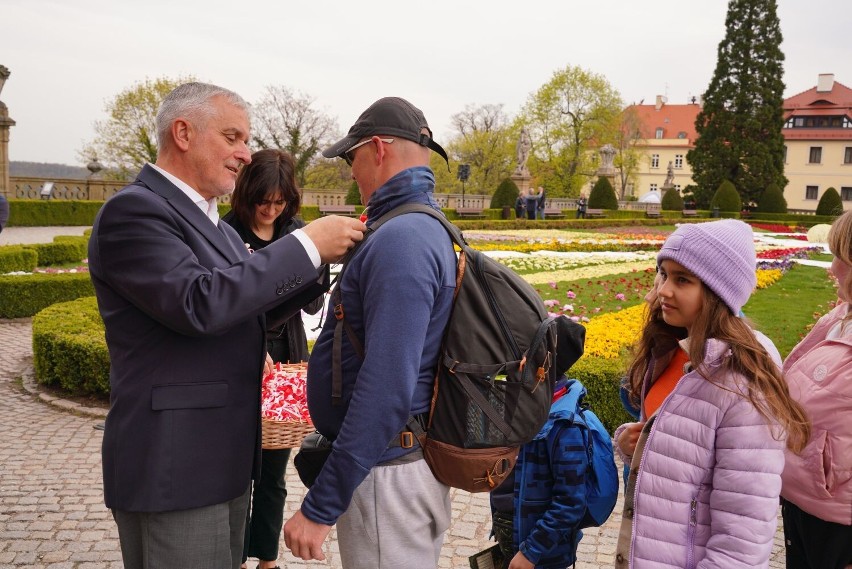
781, 302, 852, 524
626, 339, 785, 568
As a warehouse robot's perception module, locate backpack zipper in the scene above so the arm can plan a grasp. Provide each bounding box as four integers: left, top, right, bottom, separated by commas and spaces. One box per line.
474, 250, 521, 359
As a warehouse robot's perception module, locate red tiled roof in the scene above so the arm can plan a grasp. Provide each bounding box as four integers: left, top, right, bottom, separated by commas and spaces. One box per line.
784, 80, 852, 110
626, 103, 701, 143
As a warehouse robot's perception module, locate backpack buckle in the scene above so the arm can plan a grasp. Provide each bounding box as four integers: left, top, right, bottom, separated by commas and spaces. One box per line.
333, 304, 344, 320
399, 431, 415, 449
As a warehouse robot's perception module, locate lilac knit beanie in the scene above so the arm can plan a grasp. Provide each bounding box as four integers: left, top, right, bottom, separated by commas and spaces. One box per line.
657, 219, 756, 314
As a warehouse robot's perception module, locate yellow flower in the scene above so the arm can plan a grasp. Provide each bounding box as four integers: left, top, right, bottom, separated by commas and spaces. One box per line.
580, 304, 646, 360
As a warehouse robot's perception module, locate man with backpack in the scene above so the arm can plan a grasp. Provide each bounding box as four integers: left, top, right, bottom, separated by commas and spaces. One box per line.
490, 317, 619, 569
283, 97, 456, 567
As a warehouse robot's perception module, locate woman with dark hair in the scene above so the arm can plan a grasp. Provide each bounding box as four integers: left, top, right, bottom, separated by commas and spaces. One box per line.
224, 148, 326, 569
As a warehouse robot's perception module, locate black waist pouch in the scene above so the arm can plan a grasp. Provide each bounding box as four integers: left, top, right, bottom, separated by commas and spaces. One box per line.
293, 431, 333, 488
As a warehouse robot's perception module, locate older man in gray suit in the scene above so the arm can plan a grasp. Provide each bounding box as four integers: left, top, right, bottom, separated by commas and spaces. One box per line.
88, 82, 365, 569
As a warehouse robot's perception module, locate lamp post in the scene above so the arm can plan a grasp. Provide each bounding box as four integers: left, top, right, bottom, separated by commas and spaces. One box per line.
457, 164, 470, 207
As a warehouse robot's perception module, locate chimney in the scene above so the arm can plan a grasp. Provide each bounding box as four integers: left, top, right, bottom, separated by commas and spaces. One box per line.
655, 95, 667, 110
817, 73, 835, 93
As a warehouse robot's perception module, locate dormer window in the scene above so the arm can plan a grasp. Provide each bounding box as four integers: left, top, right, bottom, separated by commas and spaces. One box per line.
655, 128, 664, 139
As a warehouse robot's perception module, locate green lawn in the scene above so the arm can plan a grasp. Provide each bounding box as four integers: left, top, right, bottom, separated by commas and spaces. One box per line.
744, 263, 837, 357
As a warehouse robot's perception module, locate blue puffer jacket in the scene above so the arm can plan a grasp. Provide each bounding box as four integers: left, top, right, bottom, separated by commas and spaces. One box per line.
493, 379, 588, 568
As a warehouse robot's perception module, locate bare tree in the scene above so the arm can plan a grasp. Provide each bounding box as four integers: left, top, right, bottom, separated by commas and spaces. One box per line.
251, 86, 339, 186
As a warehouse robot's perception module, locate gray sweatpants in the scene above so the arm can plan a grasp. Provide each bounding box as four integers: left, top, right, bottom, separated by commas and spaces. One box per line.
337, 457, 451, 569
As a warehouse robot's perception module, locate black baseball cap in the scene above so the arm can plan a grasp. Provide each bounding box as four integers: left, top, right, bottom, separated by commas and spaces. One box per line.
322, 97, 449, 164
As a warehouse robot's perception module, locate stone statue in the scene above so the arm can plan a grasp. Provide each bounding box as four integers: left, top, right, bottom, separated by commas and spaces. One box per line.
514, 126, 532, 176
596, 144, 617, 177
663, 161, 675, 188
0, 65, 9, 99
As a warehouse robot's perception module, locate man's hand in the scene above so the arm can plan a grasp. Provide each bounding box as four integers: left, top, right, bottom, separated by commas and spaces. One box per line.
302, 215, 366, 264
283, 510, 333, 561
263, 352, 274, 377
616, 421, 645, 459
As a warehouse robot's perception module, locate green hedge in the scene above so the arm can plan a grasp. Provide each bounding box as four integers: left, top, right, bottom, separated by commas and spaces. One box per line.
0, 272, 94, 318
571, 357, 633, 433
0, 246, 38, 273
28, 293, 636, 430
23, 236, 89, 266
32, 297, 110, 395
7, 199, 104, 226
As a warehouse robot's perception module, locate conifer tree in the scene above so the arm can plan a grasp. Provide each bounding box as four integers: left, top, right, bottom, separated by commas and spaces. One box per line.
588, 177, 618, 210
816, 187, 843, 217
490, 178, 520, 209
345, 181, 361, 205
687, 0, 787, 207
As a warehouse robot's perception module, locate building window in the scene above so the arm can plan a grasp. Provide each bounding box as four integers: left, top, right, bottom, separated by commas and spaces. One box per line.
651, 154, 660, 168
845, 147, 852, 164
843, 187, 852, 201
650, 183, 658, 192
655, 128, 664, 139
809, 147, 822, 164
806, 186, 818, 200
674, 154, 683, 169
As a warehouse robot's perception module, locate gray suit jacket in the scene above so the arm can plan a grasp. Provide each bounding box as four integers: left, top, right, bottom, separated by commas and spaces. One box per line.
88, 165, 324, 512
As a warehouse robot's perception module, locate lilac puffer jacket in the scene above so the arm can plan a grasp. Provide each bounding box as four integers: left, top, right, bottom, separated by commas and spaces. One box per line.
627, 339, 785, 568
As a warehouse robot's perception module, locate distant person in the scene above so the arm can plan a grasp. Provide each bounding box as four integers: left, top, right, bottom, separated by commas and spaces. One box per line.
0, 193, 8, 234
88, 82, 364, 569
576, 194, 587, 219
222, 148, 327, 569
613, 219, 810, 568
514, 192, 525, 219
284, 97, 456, 567
536, 186, 546, 220
781, 210, 852, 569
525, 186, 539, 220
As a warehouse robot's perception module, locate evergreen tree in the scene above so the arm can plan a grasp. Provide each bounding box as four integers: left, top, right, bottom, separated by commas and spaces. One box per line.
661, 188, 684, 211
588, 177, 618, 210
711, 180, 742, 213
687, 0, 787, 207
490, 178, 520, 208
757, 183, 787, 213
345, 181, 361, 205
816, 187, 843, 217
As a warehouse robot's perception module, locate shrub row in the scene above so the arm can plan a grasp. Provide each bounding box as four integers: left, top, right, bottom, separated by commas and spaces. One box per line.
30, 296, 635, 431
0, 272, 94, 318
32, 297, 110, 396
0, 235, 89, 273
6, 200, 105, 227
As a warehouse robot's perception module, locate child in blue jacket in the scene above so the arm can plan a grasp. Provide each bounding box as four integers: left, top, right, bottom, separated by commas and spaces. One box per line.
490, 316, 590, 569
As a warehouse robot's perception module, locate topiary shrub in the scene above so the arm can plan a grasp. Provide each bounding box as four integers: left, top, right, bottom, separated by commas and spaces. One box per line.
816, 187, 844, 217
757, 183, 787, 213
588, 177, 619, 210
32, 296, 110, 396
570, 357, 632, 434
710, 180, 742, 212
6, 199, 104, 227
24, 236, 89, 266
661, 188, 684, 211
0, 245, 38, 273
490, 178, 520, 209
0, 272, 94, 318
345, 181, 361, 206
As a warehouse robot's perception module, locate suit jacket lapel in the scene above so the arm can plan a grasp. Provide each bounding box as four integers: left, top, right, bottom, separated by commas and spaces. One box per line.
136, 165, 242, 264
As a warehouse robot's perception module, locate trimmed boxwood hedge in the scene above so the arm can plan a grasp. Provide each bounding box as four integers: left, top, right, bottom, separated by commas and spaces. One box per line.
0, 272, 94, 318
29, 294, 634, 430
0, 245, 38, 273
23, 236, 89, 266
7, 199, 105, 226
32, 296, 110, 396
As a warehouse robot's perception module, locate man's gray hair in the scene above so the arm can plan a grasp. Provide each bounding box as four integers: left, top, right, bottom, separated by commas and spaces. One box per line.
156, 82, 249, 150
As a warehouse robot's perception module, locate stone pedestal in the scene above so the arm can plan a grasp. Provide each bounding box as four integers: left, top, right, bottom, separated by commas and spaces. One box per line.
510, 172, 532, 196
0, 101, 14, 199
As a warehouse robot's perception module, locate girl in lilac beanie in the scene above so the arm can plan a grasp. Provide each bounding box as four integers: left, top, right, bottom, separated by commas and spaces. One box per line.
613, 219, 809, 569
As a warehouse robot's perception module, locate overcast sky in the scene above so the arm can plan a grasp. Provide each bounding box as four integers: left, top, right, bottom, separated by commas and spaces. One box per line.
2, 0, 849, 166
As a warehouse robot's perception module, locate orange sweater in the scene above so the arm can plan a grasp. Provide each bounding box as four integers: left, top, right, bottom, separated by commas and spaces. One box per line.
644, 349, 690, 418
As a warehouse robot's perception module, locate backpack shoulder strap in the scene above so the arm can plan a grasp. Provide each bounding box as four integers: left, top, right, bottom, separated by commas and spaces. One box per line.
330, 203, 459, 405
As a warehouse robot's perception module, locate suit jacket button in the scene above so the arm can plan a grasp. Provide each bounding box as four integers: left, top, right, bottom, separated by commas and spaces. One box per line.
276, 286, 285, 295
295, 275, 303, 284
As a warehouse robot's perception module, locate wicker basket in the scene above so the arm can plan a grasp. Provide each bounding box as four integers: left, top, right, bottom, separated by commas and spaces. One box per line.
261, 362, 314, 449
261, 418, 315, 449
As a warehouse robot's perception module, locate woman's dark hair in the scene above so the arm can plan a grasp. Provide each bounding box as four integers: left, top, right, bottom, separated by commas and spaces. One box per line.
230, 148, 300, 229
